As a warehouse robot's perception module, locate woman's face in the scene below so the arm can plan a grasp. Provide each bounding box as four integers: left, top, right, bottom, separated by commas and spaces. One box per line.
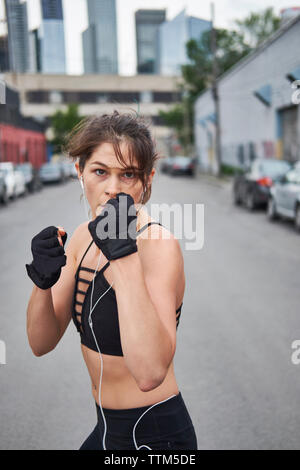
76, 141, 155, 220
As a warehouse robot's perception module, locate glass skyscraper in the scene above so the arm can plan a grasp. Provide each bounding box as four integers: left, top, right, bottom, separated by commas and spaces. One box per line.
5, 0, 30, 73
135, 9, 166, 74
82, 0, 118, 74
158, 9, 212, 76
38, 0, 66, 74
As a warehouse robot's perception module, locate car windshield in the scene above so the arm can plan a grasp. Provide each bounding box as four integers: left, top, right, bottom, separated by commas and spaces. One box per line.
259, 160, 291, 177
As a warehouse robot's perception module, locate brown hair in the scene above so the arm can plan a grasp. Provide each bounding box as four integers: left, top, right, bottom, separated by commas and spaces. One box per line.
64, 110, 161, 204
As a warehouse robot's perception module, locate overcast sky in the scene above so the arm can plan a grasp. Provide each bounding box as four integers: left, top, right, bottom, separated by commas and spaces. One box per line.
3, 0, 298, 75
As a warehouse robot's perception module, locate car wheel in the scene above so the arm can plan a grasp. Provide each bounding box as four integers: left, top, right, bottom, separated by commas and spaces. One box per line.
267, 197, 278, 221
1, 187, 8, 205
295, 205, 300, 233
246, 191, 255, 211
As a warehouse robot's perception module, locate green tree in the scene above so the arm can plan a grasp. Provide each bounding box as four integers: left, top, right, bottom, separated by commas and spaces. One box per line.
235, 7, 281, 49
50, 103, 83, 154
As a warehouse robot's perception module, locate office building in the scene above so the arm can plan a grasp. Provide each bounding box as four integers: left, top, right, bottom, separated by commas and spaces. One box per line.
82, 0, 118, 74
158, 9, 211, 76
5, 0, 30, 73
135, 9, 166, 74
38, 0, 66, 74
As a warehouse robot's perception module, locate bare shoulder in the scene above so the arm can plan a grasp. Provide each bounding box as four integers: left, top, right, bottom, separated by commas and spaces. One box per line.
137, 221, 184, 281
66, 221, 89, 263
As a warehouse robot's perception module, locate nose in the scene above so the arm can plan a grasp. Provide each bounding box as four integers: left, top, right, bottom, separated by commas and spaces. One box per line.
104, 174, 121, 200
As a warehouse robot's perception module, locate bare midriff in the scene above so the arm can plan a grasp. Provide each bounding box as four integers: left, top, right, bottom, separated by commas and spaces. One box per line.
81, 343, 180, 409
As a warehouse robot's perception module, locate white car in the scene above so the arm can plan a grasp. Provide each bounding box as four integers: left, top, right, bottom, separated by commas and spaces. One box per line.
40, 162, 64, 183
70, 162, 78, 178
0, 162, 26, 199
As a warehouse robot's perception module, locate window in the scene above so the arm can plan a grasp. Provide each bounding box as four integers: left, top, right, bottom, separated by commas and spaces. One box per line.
153, 92, 181, 103
26, 91, 49, 103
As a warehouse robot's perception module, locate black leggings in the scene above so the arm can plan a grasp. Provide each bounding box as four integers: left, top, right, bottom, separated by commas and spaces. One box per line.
79, 392, 198, 450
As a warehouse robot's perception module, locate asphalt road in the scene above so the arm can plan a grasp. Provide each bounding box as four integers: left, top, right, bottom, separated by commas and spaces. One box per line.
0, 170, 300, 450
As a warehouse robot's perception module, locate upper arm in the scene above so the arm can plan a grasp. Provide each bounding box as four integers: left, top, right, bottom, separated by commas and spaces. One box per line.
138, 228, 184, 365
51, 222, 87, 340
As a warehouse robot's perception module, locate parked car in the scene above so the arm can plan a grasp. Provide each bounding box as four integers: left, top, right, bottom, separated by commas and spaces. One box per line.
294, 161, 300, 172
0, 162, 27, 199
168, 156, 196, 176
0, 170, 8, 205
160, 157, 173, 174
39, 162, 64, 184
233, 158, 292, 210
15, 162, 43, 193
59, 160, 71, 181
267, 166, 300, 232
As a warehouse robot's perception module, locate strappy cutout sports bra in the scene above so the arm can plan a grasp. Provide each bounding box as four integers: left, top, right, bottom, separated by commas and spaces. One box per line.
71, 221, 183, 356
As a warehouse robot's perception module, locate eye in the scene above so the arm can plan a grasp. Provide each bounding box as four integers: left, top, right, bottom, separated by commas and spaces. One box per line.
95, 169, 106, 176
122, 172, 135, 179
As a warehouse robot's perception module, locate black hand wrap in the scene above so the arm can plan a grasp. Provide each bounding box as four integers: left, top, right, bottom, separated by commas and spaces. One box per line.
88, 192, 138, 261
25, 226, 68, 290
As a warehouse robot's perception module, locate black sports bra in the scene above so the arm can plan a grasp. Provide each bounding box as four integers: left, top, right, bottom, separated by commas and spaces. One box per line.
71, 221, 183, 356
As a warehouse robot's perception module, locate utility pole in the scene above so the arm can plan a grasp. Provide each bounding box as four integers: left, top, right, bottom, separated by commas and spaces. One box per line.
183, 85, 190, 156
210, 2, 222, 176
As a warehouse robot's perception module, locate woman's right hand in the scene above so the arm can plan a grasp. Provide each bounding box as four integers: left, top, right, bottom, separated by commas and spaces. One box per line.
25, 226, 68, 290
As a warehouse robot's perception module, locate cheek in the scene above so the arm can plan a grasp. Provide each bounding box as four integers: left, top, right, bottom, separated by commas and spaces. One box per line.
84, 178, 102, 200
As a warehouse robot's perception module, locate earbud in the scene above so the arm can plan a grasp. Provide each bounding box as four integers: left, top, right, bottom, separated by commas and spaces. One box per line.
79, 175, 91, 221
80, 176, 84, 190
140, 185, 148, 204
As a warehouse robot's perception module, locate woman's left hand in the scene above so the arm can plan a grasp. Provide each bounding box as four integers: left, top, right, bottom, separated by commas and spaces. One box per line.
88, 192, 138, 261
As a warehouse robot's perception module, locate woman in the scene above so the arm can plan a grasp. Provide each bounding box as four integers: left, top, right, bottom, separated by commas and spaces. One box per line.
25, 111, 198, 450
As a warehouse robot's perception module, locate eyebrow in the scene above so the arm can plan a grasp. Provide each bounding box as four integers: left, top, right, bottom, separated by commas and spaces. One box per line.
90, 161, 139, 171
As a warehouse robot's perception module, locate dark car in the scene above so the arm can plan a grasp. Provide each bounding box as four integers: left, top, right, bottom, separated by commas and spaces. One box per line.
0, 170, 8, 205
15, 163, 43, 193
168, 156, 196, 176
233, 158, 292, 210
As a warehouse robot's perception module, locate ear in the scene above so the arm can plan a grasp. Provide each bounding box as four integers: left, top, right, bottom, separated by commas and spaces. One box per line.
75, 161, 81, 180
147, 168, 156, 187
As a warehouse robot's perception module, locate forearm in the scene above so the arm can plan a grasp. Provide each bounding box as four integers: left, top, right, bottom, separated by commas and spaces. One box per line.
26, 286, 60, 356
110, 252, 173, 391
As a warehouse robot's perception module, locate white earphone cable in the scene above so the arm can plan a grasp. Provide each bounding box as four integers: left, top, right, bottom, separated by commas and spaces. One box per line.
88, 250, 113, 451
